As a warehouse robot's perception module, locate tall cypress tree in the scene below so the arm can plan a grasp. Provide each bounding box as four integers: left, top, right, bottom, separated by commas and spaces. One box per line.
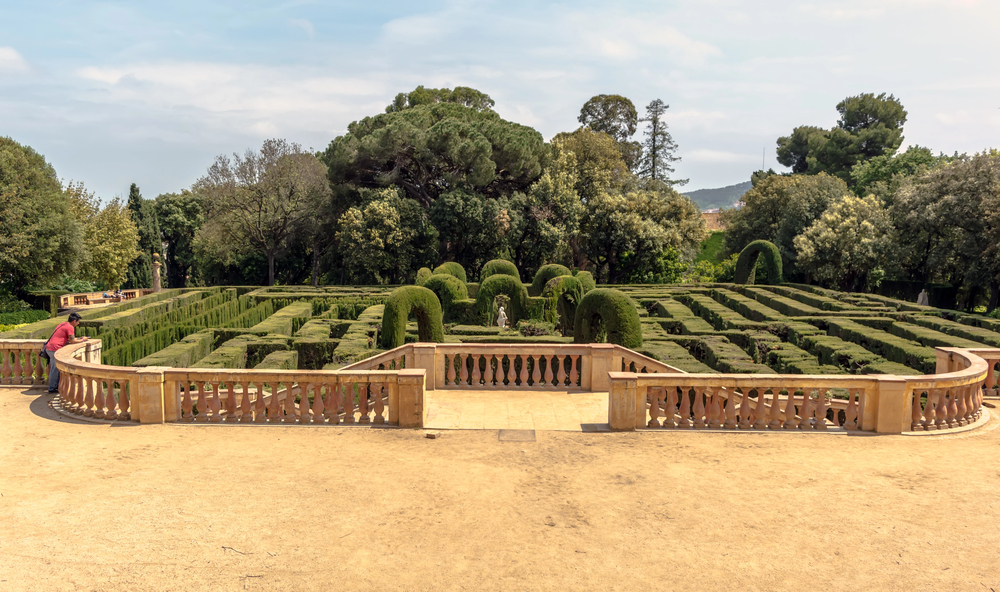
124, 183, 162, 289
638, 99, 687, 186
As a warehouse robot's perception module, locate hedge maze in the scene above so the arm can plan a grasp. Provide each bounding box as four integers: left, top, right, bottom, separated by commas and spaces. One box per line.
7, 261, 1000, 378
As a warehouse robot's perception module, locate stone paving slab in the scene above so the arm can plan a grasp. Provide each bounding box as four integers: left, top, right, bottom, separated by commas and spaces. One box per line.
423, 389, 609, 431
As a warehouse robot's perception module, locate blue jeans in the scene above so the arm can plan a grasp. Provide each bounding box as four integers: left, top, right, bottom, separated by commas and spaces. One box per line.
47, 349, 59, 392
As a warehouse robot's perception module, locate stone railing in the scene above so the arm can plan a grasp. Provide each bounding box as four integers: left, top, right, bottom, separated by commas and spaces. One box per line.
49, 340, 425, 426
1, 339, 49, 385
343, 343, 683, 392
608, 346, 991, 433
59, 289, 154, 307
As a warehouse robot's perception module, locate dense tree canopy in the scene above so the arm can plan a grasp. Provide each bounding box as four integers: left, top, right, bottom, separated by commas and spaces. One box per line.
155, 190, 204, 288
124, 183, 161, 289
578, 94, 642, 171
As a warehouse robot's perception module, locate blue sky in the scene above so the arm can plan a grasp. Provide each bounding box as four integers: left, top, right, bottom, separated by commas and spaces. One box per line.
1, 0, 998, 201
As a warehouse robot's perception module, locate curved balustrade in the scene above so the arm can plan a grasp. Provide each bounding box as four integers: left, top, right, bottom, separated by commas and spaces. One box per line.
1, 340, 49, 385
53, 340, 137, 420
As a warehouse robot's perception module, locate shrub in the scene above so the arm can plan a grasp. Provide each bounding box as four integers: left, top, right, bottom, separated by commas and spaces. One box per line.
422, 274, 469, 321
573, 270, 596, 294
573, 288, 643, 348
530, 264, 571, 296
542, 275, 585, 335
480, 259, 521, 282
475, 275, 528, 326
516, 319, 555, 336
381, 286, 445, 348
415, 267, 432, 286
0, 310, 51, 326
734, 240, 783, 285
432, 262, 467, 283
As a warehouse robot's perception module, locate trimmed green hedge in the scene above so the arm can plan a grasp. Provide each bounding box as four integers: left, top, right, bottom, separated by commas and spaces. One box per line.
423, 273, 469, 322
415, 267, 432, 286
573, 288, 643, 348
530, 264, 572, 296
24, 291, 65, 316
573, 270, 596, 294
255, 350, 298, 370
0, 310, 51, 325
475, 275, 529, 326
132, 329, 215, 368
480, 259, 520, 282
381, 287, 445, 348
652, 299, 715, 335
825, 319, 937, 374
734, 240, 783, 285
542, 275, 585, 335
433, 262, 467, 283
248, 301, 313, 336
635, 341, 714, 373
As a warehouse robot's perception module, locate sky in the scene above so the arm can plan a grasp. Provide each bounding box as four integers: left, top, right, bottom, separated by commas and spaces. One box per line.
1, 0, 998, 201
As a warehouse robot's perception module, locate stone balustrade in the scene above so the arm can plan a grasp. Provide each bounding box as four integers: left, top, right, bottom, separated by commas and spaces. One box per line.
53, 339, 137, 420
59, 289, 154, 308
0, 339, 49, 385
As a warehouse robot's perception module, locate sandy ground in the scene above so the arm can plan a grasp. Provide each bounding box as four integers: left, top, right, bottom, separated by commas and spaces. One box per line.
2, 385, 999, 592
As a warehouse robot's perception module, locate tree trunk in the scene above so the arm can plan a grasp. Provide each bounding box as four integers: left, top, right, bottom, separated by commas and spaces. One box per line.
268, 251, 276, 286
989, 280, 1000, 313
311, 247, 320, 287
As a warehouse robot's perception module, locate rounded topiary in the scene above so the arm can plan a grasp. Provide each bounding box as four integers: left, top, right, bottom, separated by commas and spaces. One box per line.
573, 288, 643, 348
573, 270, 596, 293
542, 275, 585, 336
415, 267, 432, 286
380, 286, 445, 349
432, 261, 467, 283
475, 274, 528, 325
734, 240, 783, 285
530, 264, 571, 296
422, 273, 469, 321
480, 259, 520, 282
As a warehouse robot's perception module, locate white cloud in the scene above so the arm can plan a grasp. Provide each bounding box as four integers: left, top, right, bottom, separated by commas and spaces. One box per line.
0, 47, 29, 72
567, 13, 723, 63
685, 149, 757, 163
288, 18, 315, 38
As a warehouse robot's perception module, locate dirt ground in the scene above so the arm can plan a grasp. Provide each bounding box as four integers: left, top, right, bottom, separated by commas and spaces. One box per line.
2, 385, 999, 592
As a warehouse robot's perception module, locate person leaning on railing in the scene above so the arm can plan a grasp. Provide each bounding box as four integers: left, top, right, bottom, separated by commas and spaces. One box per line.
44, 312, 87, 394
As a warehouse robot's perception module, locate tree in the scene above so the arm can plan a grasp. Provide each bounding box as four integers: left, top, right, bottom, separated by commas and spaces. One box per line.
386, 85, 495, 113
336, 188, 438, 284
0, 136, 84, 293
194, 139, 330, 285
578, 94, 642, 171
850, 145, 945, 202
325, 98, 547, 208
720, 173, 850, 276
637, 99, 686, 186
776, 93, 907, 186
81, 197, 141, 289
123, 183, 162, 289
551, 128, 631, 202
155, 190, 204, 288
794, 194, 892, 291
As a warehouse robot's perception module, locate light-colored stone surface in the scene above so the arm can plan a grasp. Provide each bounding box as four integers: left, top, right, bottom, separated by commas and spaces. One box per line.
3, 385, 1000, 591
423, 388, 608, 430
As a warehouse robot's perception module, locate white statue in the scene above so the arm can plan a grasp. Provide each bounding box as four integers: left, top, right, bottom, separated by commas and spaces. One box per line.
917, 289, 929, 306
152, 253, 163, 292
497, 306, 508, 329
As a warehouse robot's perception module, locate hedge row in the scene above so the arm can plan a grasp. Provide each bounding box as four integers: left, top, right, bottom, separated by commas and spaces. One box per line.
710, 288, 786, 323
433, 262, 467, 283
573, 288, 643, 348
381, 287, 444, 349
737, 286, 824, 317
0, 310, 51, 326
908, 315, 1000, 348
529, 264, 571, 297
480, 259, 520, 282
475, 275, 528, 326
255, 350, 299, 370
824, 319, 937, 374
248, 301, 313, 336
335, 305, 387, 364
132, 329, 215, 368
686, 336, 773, 374
423, 274, 469, 322
102, 325, 201, 367
634, 340, 714, 374
888, 321, 986, 350
651, 299, 715, 335
764, 285, 861, 312
673, 293, 766, 332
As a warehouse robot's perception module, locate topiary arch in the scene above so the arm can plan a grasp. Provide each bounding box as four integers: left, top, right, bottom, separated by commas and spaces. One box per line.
479, 259, 520, 282
432, 261, 467, 283
422, 273, 469, 322
734, 240, 783, 285
530, 263, 571, 296
475, 274, 528, 325
380, 286, 445, 349
573, 288, 643, 348
542, 275, 587, 336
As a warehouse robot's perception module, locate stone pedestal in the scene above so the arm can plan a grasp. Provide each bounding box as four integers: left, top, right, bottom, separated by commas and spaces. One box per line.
152, 253, 162, 292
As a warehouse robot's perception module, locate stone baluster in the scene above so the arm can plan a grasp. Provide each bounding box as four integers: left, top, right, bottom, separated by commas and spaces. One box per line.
647, 387, 662, 428
723, 389, 737, 429
238, 381, 252, 422
965, 385, 977, 424
373, 381, 386, 425
678, 387, 692, 428
225, 383, 238, 423
280, 382, 294, 423
59, 371, 70, 407
195, 382, 209, 423
447, 355, 457, 386
343, 382, 356, 424
310, 382, 325, 424
922, 390, 937, 430
768, 389, 783, 430
707, 389, 723, 429
105, 381, 119, 420
543, 355, 555, 388
556, 355, 567, 388
209, 382, 222, 423
323, 382, 338, 424
83, 375, 95, 417
530, 355, 542, 387
783, 389, 799, 430
569, 355, 580, 388
753, 389, 769, 430
844, 390, 859, 430
12, 351, 23, 385
737, 390, 752, 429
471, 355, 483, 389
181, 383, 194, 421
93, 379, 106, 419
515, 355, 526, 387
1, 350, 11, 384
35, 350, 45, 385
358, 381, 371, 423
945, 389, 959, 428
121, 379, 133, 421
814, 395, 828, 431
693, 388, 707, 428
959, 385, 972, 426
502, 355, 513, 387
663, 387, 678, 428
798, 391, 813, 430
252, 381, 266, 423
911, 389, 924, 431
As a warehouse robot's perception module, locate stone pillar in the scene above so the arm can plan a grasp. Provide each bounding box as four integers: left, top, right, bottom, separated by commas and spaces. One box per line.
411, 344, 437, 391
151, 253, 162, 293
608, 372, 638, 430
135, 367, 167, 424
396, 368, 426, 428
589, 344, 615, 391
862, 376, 909, 433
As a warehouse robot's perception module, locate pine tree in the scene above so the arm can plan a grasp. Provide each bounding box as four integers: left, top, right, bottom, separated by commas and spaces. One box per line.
638, 99, 687, 186
124, 183, 162, 289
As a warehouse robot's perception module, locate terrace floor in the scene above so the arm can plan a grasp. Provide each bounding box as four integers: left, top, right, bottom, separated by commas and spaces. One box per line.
423, 388, 610, 431
3, 384, 1000, 591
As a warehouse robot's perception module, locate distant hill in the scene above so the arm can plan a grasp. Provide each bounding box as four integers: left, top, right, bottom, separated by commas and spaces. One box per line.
683, 181, 752, 211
